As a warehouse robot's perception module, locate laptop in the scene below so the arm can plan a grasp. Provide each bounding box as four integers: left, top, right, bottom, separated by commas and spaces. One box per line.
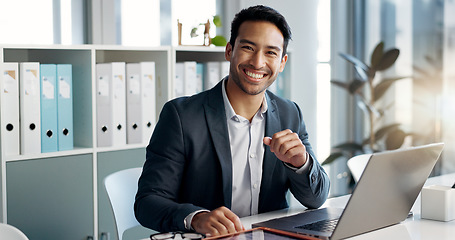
253, 143, 444, 240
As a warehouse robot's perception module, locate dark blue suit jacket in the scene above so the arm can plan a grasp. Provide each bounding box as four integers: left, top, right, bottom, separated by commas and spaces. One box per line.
135, 81, 330, 232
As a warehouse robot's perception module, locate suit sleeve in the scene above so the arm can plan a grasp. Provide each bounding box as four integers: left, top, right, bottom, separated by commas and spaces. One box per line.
285, 103, 330, 209
134, 101, 205, 232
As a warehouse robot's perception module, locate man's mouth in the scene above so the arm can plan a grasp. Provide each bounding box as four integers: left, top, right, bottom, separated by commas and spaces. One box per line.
245, 70, 267, 79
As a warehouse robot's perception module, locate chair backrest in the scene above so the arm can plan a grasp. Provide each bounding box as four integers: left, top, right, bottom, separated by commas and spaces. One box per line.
347, 153, 372, 182
104, 167, 142, 240
0, 223, 29, 240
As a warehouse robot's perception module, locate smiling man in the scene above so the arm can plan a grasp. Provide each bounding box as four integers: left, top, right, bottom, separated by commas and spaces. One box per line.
135, 5, 330, 237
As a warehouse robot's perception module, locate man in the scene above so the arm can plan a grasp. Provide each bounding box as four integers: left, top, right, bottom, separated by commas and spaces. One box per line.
135, 5, 330, 237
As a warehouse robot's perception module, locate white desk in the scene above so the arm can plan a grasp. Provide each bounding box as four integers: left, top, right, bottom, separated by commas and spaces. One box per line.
240, 173, 455, 239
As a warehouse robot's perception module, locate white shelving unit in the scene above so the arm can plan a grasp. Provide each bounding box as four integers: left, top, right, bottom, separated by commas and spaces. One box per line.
0, 44, 235, 240
0, 44, 291, 240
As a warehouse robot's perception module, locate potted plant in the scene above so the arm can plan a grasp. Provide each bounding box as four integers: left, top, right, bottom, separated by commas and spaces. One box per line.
322, 42, 410, 167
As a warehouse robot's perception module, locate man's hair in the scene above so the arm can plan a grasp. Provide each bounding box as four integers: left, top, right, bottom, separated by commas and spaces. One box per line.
229, 5, 292, 58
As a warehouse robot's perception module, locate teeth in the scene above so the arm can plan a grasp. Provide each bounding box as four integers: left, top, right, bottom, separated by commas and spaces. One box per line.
246, 71, 264, 79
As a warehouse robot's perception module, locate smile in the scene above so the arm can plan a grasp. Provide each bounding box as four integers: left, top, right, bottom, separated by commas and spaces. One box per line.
245, 70, 267, 79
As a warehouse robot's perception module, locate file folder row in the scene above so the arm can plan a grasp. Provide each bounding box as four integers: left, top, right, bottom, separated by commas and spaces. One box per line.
96, 62, 156, 147
174, 61, 230, 98
173, 60, 286, 98
1, 62, 74, 156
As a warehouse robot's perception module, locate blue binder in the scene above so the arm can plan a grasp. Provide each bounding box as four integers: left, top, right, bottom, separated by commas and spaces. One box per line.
40, 64, 58, 152
56, 64, 74, 151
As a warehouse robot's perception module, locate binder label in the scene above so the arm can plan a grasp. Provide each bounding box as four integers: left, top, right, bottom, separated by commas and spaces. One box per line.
3, 70, 16, 93
25, 69, 39, 95
42, 77, 55, 99
113, 74, 124, 98
129, 74, 140, 95
144, 74, 154, 97
59, 77, 71, 99
98, 75, 109, 96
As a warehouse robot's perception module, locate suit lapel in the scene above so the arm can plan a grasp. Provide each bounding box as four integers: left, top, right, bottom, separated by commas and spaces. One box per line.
204, 81, 232, 208
262, 93, 281, 197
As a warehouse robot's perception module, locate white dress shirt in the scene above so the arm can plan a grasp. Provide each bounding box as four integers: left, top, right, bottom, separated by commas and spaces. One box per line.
221, 80, 266, 217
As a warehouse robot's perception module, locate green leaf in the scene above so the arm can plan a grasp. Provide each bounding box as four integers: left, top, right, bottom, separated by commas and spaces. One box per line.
190, 27, 199, 38
375, 48, 400, 71
374, 123, 401, 140
370, 42, 384, 70
373, 76, 408, 102
211, 35, 227, 46
213, 15, 222, 27
385, 129, 406, 150
339, 52, 372, 81
333, 142, 364, 152
356, 97, 380, 117
331, 80, 350, 92
349, 79, 367, 94
321, 152, 344, 165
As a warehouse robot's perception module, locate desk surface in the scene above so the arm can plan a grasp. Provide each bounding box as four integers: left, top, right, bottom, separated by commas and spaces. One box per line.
240, 172, 455, 240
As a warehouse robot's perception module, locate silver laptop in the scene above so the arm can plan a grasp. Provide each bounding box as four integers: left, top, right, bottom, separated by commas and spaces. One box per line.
253, 143, 444, 240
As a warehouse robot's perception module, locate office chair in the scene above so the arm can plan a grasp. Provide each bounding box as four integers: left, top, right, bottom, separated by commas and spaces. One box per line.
0, 223, 29, 240
347, 153, 372, 182
104, 167, 143, 240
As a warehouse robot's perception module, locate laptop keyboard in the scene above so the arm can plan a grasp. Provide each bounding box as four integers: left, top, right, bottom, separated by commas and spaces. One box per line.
295, 218, 339, 232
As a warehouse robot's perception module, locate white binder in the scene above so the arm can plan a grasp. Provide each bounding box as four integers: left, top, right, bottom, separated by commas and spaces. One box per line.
19, 62, 41, 154
183, 61, 198, 96
220, 61, 230, 79
174, 62, 184, 97
203, 61, 221, 90
126, 62, 156, 145
1, 62, 20, 156
96, 62, 127, 147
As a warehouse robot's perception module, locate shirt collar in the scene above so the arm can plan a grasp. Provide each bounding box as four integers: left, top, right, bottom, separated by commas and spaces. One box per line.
221, 79, 268, 121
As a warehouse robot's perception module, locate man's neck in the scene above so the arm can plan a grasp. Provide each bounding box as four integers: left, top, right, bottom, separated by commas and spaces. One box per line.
225, 80, 264, 122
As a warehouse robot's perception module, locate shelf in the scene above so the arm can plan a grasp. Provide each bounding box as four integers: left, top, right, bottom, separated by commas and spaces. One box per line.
3, 147, 94, 162
0, 44, 245, 240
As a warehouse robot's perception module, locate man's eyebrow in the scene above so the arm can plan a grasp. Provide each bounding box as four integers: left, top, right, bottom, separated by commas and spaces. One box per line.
239, 39, 256, 46
239, 39, 282, 52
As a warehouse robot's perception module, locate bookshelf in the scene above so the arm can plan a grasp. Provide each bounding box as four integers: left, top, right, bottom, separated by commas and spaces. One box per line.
0, 44, 234, 240
0, 44, 172, 240
0, 44, 290, 240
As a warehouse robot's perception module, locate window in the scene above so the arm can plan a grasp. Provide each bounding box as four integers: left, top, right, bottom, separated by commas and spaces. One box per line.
121, 0, 160, 46
0, 0, 54, 44
316, 0, 331, 160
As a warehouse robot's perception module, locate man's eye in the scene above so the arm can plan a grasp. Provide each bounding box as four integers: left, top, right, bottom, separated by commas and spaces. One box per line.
242, 46, 253, 50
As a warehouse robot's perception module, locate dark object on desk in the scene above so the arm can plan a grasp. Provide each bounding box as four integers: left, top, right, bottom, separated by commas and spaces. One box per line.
206, 227, 320, 240
452, 182, 455, 188
253, 143, 444, 240
150, 232, 204, 240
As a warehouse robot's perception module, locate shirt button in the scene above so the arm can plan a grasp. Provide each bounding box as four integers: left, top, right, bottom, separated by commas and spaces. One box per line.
253, 183, 258, 189
250, 153, 255, 158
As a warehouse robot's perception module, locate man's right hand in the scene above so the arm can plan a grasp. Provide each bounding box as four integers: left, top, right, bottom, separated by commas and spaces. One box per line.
191, 206, 245, 236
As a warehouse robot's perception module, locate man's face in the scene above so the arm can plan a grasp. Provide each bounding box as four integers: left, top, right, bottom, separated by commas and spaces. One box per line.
225, 20, 288, 96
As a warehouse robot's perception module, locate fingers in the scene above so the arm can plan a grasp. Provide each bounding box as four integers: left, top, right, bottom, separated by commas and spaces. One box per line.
192, 207, 244, 237
263, 136, 272, 146
264, 129, 307, 167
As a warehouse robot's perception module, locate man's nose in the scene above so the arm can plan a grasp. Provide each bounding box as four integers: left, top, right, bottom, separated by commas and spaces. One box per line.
249, 52, 266, 68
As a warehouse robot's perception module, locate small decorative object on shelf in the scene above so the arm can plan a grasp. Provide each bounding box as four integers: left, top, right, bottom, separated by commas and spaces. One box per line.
177, 15, 227, 47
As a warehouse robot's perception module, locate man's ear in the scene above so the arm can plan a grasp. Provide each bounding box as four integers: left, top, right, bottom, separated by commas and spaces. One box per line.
225, 43, 233, 61
279, 54, 288, 72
